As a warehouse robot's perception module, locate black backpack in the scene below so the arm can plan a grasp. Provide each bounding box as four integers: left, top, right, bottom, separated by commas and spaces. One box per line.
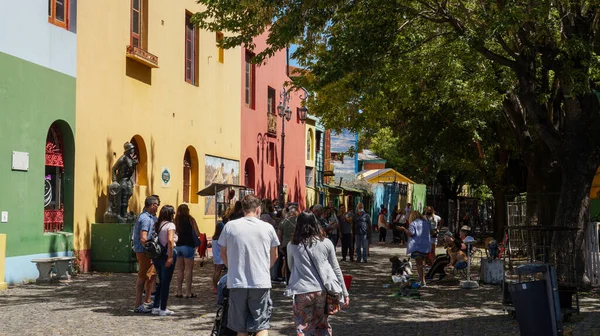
144, 222, 167, 259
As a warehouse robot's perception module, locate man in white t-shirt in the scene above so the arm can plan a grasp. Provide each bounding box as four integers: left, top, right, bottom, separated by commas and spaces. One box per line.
218, 194, 280, 336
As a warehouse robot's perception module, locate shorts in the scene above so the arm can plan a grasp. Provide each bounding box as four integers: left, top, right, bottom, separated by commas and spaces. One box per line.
228, 288, 273, 333
455, 261, 468, 270
212, 242, 224, 265
175, 245, 196, 259
410, 251, 428, 261
136, 252, 156, 280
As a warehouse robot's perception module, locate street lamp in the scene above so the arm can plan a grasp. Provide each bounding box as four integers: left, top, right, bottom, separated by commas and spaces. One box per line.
277, 86, 309, 207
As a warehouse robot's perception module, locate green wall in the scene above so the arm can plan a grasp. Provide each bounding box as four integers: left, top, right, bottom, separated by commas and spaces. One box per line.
0, 52, 76, 257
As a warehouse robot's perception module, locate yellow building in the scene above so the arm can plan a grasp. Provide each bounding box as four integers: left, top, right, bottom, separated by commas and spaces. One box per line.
305, 117, 317, 207
74, 1, 241, 269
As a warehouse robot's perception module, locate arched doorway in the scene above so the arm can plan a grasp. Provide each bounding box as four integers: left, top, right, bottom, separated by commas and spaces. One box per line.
244, 158, 255, 191
44, 121, 74, 232
183, 146, 199, 203
130, 135, 148, 186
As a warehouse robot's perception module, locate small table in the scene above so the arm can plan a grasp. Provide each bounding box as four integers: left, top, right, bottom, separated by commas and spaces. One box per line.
460, 239, 479, 289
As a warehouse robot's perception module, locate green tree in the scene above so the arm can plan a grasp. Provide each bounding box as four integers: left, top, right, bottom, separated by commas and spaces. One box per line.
194, 0, 600, 283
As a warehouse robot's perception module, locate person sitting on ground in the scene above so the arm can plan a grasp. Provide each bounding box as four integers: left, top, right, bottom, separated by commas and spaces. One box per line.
174, 204, 201, 299
425, 231, 457, 280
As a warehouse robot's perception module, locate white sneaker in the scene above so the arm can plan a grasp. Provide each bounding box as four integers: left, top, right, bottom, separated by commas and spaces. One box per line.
159, 309, 174, 316
134, 304, 152, 313
151, 308, 160, 315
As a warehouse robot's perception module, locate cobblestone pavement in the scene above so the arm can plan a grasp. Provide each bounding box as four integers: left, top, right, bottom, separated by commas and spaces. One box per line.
1, 240, 599, 336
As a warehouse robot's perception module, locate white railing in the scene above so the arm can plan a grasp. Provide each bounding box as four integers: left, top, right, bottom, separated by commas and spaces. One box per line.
586, 222, 600, 287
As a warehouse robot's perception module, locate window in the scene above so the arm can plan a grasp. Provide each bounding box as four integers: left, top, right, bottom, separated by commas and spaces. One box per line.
216, 32, 224, 63
185, 12, 199, 85
44, 124, 65, 232
245, 50, 255, 108
48, 0, 69, 29
267, 142, 275, 167
316, 131, 322, 153
131, 0, 142, 48
307, 129, 314, 160
306, 167, 314, 186
267, 87, 276, 115
307, 135, 311, 160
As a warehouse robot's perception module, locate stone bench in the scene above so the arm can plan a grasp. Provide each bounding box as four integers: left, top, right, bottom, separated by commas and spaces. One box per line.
31, 256, 76, 282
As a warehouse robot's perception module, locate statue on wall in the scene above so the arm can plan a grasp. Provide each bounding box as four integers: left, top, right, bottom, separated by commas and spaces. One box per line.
104, 142, 138, 223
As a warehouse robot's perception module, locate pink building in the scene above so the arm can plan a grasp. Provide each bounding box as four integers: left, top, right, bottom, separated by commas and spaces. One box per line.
241, 36, 306, 209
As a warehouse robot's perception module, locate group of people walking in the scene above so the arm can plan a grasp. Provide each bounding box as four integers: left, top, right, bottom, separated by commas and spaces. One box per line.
131, 191, 468, 335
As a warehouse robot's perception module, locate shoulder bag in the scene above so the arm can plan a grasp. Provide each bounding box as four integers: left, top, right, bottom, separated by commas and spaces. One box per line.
303, 241, 341, 315
144, 221, 168, 259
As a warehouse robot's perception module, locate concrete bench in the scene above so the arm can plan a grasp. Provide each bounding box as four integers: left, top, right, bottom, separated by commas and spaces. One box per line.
31, 256, 76, 282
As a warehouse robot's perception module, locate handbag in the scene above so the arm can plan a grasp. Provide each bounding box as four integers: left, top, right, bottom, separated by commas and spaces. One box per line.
303, 242, 341, 315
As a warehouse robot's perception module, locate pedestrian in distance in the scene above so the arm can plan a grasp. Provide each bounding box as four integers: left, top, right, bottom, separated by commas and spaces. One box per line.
378, 207, 389, 243
152, 205, 178, 316
285, 212, 350, 336
353, 203, 371, 263
217, 194, 280, 336
174, 204, 201, 299
338, 204, 354, 262
132, 195, 159, 313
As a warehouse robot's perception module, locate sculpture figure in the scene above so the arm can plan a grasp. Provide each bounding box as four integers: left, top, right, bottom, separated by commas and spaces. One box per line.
104, 142, 138, 223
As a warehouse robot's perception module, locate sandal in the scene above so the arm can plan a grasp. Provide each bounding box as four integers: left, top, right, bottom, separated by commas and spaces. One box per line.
185, 293, 197, 299
175, 294, 183, 298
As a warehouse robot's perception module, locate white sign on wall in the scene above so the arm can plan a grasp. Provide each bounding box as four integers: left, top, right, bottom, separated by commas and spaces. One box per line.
12, 151, 29, 171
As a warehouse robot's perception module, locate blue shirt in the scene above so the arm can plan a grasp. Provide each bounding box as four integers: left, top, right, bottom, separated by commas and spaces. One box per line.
407, 218, 431, 254
132, 211, 157, 253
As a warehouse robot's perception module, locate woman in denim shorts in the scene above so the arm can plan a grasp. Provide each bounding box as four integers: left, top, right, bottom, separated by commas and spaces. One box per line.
174, 204, 201, 298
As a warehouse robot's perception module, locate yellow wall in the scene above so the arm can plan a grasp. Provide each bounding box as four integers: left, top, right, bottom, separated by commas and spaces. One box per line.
74, 1, 241, 251
0, 234, 6, 290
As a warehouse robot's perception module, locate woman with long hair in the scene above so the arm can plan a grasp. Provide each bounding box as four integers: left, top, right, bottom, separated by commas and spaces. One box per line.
285, 212, 350, 335
174, 204, 200, 299
399, 210, 431, 286
152, 205, 178, 316
211, 220, 226, 294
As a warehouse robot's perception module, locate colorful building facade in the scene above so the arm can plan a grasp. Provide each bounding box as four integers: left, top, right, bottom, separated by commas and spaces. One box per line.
74, 0, 241, 270
0, 0, 77, 284
241, 41, 306, 208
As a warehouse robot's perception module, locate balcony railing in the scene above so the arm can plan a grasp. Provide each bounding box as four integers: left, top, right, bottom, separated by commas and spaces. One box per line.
126, 45, 159, 68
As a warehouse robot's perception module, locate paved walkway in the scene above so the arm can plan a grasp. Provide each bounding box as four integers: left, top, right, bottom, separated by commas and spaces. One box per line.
1, 241, 599, 336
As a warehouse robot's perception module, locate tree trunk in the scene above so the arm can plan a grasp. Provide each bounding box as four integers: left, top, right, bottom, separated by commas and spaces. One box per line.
553, 151, 599, 286
492, 189, 507, 242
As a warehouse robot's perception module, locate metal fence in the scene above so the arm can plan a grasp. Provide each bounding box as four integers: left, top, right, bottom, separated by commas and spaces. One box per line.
586, 222, 600, 287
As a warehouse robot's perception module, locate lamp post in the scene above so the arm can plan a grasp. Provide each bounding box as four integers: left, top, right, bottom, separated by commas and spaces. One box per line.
277, 86, 309, 207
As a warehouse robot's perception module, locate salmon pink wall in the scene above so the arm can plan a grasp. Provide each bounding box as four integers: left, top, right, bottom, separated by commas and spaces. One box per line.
241, 34, 306, 209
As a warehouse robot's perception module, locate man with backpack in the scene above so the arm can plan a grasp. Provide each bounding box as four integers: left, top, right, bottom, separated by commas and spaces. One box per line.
353, 203, 372, 263
132, 195, 159, 313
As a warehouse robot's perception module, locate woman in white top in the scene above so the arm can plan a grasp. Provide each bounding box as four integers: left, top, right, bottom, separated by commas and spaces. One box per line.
286, 212, 350, 335
151, 205, 178, 316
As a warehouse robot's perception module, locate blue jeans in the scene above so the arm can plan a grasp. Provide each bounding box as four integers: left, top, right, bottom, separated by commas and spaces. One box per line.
355, 234, 368, 262
153, 252, 177, 310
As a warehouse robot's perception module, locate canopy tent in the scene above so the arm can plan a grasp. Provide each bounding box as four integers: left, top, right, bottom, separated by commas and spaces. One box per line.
197, 183, 254, 230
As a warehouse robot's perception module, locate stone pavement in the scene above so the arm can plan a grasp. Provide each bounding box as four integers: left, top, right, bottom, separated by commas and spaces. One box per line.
1, 240, 599, 336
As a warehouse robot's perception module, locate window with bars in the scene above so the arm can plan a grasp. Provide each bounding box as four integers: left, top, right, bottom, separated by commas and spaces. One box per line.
245, 50, 255, 109
267, 142, 275, 167
48, 0, 69, 29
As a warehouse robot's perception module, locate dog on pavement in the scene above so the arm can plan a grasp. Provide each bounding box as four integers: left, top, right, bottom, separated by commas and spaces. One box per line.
390, 256, 412, 277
